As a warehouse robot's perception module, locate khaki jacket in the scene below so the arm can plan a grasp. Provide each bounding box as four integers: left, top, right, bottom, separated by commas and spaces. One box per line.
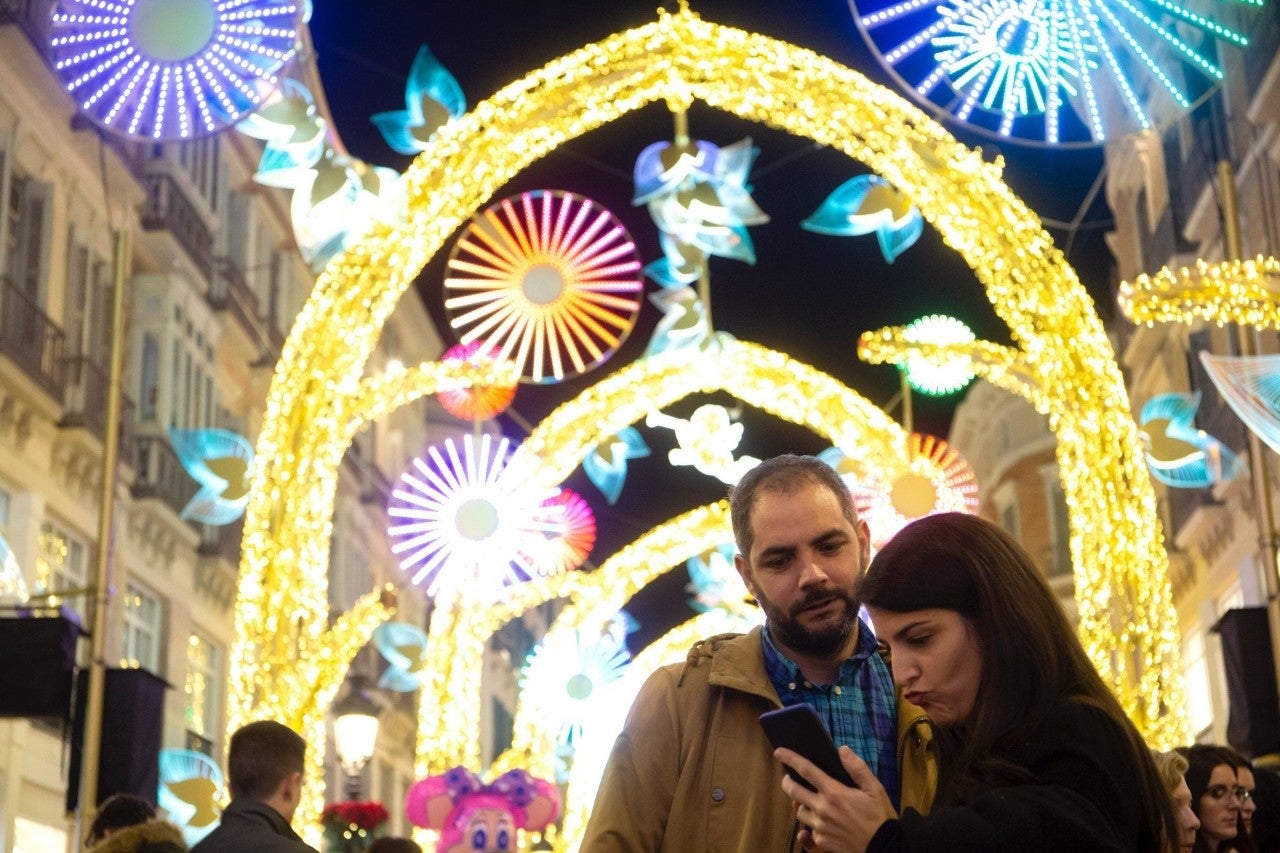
580, 627, 936, 852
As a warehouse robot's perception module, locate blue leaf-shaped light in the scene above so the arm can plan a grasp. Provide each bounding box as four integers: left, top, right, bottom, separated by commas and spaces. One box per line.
686, 543, 749, 614
371, 45, 466, 155
1139, 391, 1243, 488
633, 139, 720, 204
158, 748, 224, 847
644, 233, 706, 290
802, 174, 924, 263
167, 428, 255, 525
582, 427, 650, 505
373, 621, 430, 692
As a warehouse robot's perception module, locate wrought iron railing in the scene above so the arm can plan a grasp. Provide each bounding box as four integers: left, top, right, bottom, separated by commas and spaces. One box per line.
0, 274, 66, 398
132, 434, 199, 520
59, 354, 139, 469
140, 172, 214, 279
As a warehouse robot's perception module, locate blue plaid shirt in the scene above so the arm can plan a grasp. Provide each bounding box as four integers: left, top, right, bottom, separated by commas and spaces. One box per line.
762, 620, 901, 807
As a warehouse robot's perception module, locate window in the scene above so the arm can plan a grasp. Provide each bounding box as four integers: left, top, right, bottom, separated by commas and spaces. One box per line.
1183, 631, 1214, 737
122, 581, 162, 672
4, 170, 50, 300
1044, 471, 1073, 578
184, 633, 221, 753
36, 520, 88, 618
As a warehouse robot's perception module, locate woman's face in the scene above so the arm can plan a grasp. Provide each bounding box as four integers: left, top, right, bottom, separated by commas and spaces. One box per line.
866, 607, 983, 727
1171, 775, 1199, 851
1198, 764, 1242, 846
1237, 766, 1256, 833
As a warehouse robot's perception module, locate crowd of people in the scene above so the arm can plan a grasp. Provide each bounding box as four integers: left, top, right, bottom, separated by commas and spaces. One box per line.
87, 452, 1278, 853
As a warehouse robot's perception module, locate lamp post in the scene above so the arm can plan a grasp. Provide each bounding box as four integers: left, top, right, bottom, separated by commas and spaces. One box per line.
332, 674, 380, 800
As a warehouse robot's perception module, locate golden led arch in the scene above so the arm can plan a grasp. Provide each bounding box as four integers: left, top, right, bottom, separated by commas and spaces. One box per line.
229, 6, 1188, 839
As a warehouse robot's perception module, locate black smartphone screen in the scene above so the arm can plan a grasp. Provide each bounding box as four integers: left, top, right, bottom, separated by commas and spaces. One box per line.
759, 703, 855, 790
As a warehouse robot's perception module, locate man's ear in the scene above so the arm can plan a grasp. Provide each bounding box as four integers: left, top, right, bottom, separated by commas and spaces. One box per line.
280, 770, 303, 806
734, 552, 757, 600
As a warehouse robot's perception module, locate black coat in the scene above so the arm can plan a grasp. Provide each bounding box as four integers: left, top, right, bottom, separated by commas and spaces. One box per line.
189, 800, 317, 853
869, 699, 1165, 852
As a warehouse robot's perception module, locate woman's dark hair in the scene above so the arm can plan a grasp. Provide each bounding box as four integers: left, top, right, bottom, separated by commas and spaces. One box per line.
86, 793, 156, 845
862, 512, 1176, 848
1177, 744, 1257, 853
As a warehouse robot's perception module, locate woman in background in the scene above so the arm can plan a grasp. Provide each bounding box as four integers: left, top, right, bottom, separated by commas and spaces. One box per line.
1178, 744, 1256, 853
1153, 749, 1202, 851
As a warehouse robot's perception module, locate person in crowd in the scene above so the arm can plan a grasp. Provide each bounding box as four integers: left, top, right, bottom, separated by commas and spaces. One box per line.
367, 838, 423, 853
581, 454, 936, 852
1179, 744, 1256, 853
776, 512, 1176, 852
190, 720, 318, 853
86, 792, 186, 853
1249, 762, 1280, 853
1153, 749, 1202, 851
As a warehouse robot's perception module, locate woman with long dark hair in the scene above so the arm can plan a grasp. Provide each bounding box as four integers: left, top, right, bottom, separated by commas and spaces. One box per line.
774, 512, 1177, 851
1178, 744, 1257, 853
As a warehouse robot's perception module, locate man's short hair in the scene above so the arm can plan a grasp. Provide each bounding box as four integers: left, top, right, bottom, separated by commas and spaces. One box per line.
86, 792, 156, 845
227, 720, 306, 800
729, 454, 857, 558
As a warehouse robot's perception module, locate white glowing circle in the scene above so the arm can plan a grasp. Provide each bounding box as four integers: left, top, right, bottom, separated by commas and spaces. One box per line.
454, 498, 500, 541
130, 0, 216, 61
522, 264, 566, 305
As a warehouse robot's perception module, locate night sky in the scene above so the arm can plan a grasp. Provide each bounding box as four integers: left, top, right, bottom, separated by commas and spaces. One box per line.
306, 0, 1117, 641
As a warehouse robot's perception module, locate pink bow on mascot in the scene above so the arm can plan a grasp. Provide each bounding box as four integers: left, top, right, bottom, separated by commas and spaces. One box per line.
405, 766, 560, 852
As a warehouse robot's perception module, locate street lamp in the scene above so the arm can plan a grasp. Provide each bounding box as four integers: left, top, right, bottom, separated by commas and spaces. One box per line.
332, 674, 380, 799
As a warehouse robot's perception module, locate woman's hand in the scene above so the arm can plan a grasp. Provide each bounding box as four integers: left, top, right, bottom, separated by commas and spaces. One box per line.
776, 745, 898, 852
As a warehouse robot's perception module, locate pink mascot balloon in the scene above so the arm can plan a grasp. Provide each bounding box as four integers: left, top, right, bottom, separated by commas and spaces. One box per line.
405, 767, 560, 853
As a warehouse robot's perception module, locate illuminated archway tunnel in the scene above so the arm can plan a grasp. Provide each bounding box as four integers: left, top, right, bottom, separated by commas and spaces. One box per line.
227, 6, 1187, 840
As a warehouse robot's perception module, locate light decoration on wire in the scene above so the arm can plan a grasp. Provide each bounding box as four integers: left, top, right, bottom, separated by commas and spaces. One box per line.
535, 489, 597, 575
850, 0, 1258, 145
49, 0, 299, 141
372, 621, 431, 692
167, 427, 255, 525
582, 426, 651, 505
1198, 353, 1280, 458
518, 626, 631, 752
444, 190, 644, 384
1118, 256, 1280, 329
645, 404, 760, 485
901, 314, 976, 395
227, 11, 1188, 841
158, 748, 224, 847
821, 434, 979, 548
1139, 391, 1243, 488
371, 44, 466, 155
435, 341, 519, 421
386, 435, 565, 597
802, 174, 924, 263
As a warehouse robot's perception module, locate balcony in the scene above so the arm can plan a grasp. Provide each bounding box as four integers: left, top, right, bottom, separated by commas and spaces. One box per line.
196, 514, 244, 564
59, 355, 138, 470
0, 274, 66, 399
132, 434, 199, 521
140, 172, 214, 280
209, 257, 268, 354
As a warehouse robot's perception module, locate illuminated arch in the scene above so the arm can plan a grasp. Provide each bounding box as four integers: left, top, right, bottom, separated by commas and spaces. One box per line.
229, 7, 1187, 839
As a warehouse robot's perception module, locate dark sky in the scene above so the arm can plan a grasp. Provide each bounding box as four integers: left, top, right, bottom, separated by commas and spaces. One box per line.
307, 0, 1116, 640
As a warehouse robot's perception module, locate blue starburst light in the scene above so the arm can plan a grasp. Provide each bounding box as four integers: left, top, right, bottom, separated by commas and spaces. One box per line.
50, 0, 299, 141
851, 0, 1260, 145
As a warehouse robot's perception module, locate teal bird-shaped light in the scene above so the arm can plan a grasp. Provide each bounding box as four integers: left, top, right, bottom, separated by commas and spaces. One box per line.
1139, 391, 1243, 488
372, 621, 430, 692
158, 748, 225, 847
803, 174, 924, 263
686, 543, 753, 616
167, 427, 255, 526
582, 427, 650, 505
371, 45, 466, 155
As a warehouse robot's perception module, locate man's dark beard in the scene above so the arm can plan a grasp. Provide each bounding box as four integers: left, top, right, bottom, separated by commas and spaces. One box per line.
767, 590, 859, 658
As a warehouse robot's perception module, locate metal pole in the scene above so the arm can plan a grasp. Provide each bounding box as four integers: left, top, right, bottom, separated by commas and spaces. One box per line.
77, 226, 128, 835
1217, 160, 1280, 702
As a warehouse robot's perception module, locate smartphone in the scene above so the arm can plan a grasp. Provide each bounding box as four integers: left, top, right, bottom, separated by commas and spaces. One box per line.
759, 703, 855, 791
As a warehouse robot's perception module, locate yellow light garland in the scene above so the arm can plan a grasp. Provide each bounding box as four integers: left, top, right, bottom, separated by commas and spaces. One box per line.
230, 8, 1188, 843
1119, 256, 1280, 328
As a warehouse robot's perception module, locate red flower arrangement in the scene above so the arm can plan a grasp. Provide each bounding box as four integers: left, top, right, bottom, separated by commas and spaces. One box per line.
321, 800, 390, 851
321, 800, 389, 831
